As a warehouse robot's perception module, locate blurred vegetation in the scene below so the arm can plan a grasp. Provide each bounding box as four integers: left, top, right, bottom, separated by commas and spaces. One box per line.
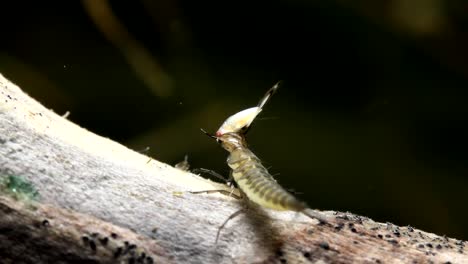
0, 0, 467, 240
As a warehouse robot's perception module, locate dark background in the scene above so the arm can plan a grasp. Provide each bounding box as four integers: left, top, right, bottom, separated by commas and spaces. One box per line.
1, 1, 467, 240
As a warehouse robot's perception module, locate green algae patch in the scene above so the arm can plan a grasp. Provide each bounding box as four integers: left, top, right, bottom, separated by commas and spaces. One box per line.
0, 175, 39, 201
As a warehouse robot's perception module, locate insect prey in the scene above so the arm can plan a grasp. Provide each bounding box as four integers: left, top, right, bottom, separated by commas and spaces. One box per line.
201, 82, 329, 241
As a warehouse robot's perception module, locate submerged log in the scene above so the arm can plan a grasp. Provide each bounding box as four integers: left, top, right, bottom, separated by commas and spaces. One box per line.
0, 74, 465, 263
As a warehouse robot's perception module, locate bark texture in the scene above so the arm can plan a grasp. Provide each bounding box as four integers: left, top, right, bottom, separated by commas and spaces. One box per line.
0, 73, 465, 263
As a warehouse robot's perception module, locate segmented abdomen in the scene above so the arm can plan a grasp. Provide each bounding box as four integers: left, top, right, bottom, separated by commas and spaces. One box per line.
227, 148, 306, 211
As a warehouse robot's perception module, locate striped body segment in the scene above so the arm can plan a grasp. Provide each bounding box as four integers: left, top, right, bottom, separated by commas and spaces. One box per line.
228, 146, 306, 211
215, 132, 307, 212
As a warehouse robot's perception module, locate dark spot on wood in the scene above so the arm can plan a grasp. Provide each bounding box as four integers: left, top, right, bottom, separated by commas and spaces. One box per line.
111, 233, 118, 239
275, 249, 283, 257
89, 240, 97, 251
388, 239, 398, 245
375, 259, 381, 263
128, 257, 135, 264
91, 232, 99, 238
377, 234, 383, 239
351, 228, 357, 233
137, 252, 146, 263
356, 217, 364, 225
348, 223, 354, 228
114, 247, 123, 258
82, 236, 89, 244
385, 234, 391, 238
280, 258, 287, 263
335, 223, 345, 231
418, 244, 424, 249
99, 237, 109, 246
122, 242, 137, 255
303, 252, 311, 260
353, 241, 359, 244
444, 262, 452, 264
426, 243, 433, 248
436, 244, 442, 250
319, 242, 330, 250
146, 256, 154, 264
42, 219, 50, 227
128, 244, 137, 250
407, 226, 414, 232
393, 231, 400, 237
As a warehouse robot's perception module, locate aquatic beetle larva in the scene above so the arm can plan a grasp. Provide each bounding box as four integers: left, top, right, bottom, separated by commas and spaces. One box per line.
196, 82, 331, 242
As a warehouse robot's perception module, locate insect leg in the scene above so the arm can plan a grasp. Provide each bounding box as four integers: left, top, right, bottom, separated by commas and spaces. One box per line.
216, 208, 245, 244
189, 169, 239, 198
189, 189, 241, 200
192, 168, 234, 186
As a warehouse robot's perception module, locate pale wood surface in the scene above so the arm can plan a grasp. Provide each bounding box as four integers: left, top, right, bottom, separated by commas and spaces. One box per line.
0, 74, 465, 263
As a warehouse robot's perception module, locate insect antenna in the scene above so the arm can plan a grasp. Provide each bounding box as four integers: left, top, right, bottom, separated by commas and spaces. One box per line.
200, 128, 217, 140
201, 128, 224, 146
